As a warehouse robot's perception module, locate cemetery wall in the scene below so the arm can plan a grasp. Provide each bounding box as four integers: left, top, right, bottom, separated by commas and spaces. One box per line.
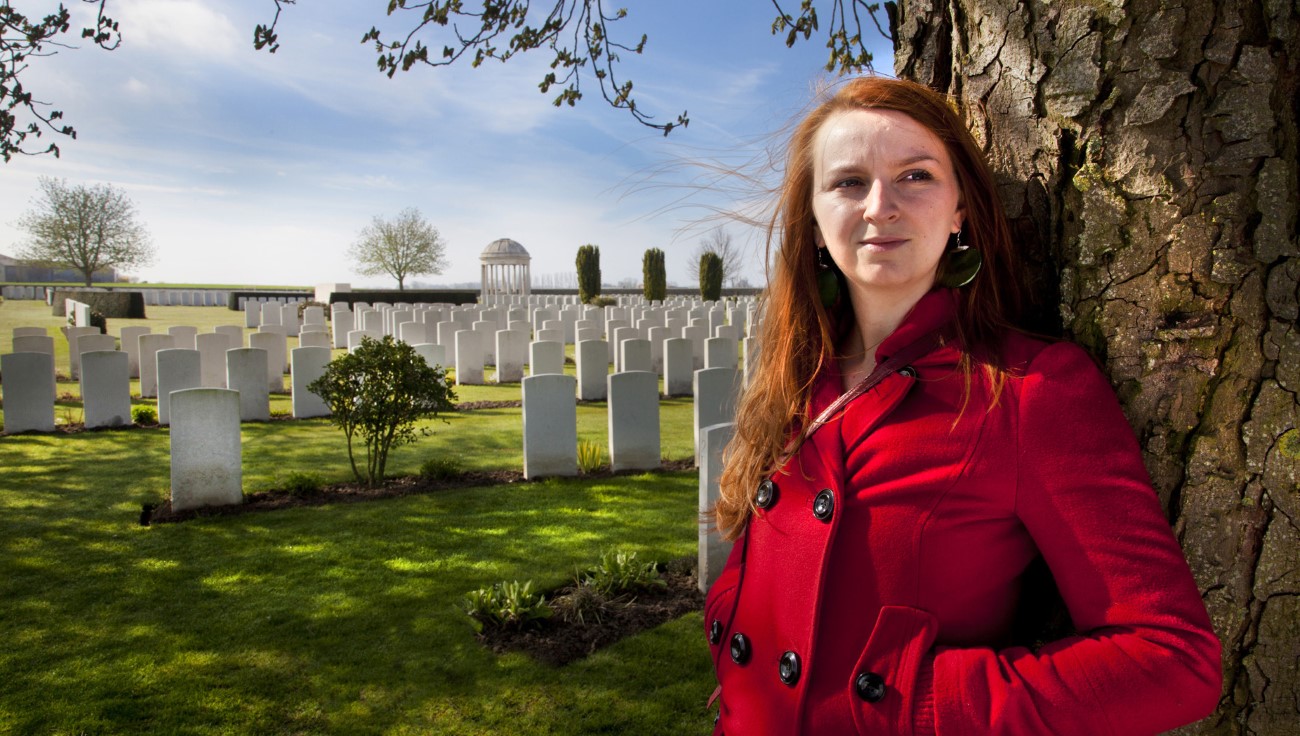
225, 290, 313, 310
49, 290, 147, 318
326, 290, 479, 307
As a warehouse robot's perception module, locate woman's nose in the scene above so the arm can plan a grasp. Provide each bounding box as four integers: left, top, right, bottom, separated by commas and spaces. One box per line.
861, 180, 899, 222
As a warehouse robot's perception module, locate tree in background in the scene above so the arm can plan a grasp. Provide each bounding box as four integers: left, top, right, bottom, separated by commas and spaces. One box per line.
642, 247, 666, 301
308, 335, 456, 487
699, 251, 722, 302
687, 228, 749, 288
348, 207, 447, 290
576, 244, 601, 304
16, 177, 153, 286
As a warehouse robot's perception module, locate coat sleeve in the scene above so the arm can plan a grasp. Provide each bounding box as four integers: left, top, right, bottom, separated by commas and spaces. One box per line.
917, 342, 1222, 735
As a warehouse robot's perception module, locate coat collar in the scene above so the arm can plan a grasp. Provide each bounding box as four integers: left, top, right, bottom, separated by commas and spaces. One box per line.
875, 287, 959, 364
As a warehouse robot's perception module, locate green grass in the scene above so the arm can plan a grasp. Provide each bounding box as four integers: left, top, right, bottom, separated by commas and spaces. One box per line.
1, 299, 716, 734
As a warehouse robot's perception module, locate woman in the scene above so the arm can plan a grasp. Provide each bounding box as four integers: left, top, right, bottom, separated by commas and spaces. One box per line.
704, 77, 1222, 735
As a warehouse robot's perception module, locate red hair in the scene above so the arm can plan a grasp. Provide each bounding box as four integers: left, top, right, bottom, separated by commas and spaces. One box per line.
713, 76, 1024, 540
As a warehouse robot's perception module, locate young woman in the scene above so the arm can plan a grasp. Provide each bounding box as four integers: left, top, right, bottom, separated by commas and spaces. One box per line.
704, 77, 1222, 735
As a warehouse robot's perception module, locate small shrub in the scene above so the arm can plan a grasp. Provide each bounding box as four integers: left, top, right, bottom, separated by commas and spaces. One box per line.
269, 407, 292, 418
462, 580, 553, 632
131, 405, 158, 425
590, 296, 617, 308
420, 457, 463, 481
554, 580, 617, 626
582, 549, 665, 597
576, 440, 605, 474
89, 311, 107, 334
309, 335, 457, 486
280, 471, 322, 495
664, 556, 697, 578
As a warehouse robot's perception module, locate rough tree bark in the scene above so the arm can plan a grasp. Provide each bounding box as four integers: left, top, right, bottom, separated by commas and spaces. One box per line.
895, 1, 1299, 733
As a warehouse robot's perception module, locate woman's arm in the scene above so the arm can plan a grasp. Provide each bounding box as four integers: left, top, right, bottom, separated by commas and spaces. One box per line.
919, 342, 1222, 735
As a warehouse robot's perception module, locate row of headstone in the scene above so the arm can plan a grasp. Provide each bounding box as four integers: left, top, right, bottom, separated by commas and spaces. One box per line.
0, 343, 333, 434
520, 366, 742, 479
141, 289, 230, 307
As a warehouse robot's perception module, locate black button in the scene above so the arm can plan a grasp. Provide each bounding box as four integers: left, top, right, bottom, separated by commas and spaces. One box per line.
855, 671, 887, 702
730, 633, 751, 665
812, 489, 835, 522
778, 651, 801, 686
898, 365, 917, 378
709, 619, 723, 645
755, 479, 777, 509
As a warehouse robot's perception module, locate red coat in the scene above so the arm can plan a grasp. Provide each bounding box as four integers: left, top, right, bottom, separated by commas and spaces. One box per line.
705, 289, 1221, 735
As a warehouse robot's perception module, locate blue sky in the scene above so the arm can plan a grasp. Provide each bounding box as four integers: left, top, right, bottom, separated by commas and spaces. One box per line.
0, 0, 895, 288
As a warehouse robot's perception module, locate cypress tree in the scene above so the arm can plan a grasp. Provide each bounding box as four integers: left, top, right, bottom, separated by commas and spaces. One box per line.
642, 248, 666, 302
699, 251, 723, 302
575, 244, 601, 304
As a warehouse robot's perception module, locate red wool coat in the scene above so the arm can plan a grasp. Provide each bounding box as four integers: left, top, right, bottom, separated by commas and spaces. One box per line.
705, 289, 1222, 735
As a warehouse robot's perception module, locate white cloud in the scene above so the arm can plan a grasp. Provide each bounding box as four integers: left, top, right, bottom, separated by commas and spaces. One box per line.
117, 0, 242, 59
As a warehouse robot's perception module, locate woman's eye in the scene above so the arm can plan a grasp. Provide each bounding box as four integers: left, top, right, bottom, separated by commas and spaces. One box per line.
833, 177, 863, 188
902, 170, 934, 182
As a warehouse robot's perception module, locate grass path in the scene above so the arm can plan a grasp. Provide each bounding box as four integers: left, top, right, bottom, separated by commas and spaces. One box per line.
1, 299, 719, 734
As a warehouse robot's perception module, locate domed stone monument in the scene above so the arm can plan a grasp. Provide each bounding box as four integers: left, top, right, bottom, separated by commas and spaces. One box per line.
479, 238, 531, 298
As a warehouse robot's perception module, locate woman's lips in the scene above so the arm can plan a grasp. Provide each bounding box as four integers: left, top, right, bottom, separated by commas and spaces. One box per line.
860, 237, 906, 249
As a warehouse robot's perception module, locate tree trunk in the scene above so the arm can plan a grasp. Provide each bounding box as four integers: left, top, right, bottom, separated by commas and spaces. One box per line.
895, 1, 1298, 733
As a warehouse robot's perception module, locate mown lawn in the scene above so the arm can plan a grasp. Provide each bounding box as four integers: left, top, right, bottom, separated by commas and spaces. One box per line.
0, 298, 717, 735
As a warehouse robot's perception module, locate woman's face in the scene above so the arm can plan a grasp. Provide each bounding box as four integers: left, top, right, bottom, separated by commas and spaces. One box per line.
810, 108, 964, 303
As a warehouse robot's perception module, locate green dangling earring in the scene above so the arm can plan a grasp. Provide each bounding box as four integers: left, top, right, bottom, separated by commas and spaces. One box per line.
938, 228, 982, 288
816, 247, 840, 308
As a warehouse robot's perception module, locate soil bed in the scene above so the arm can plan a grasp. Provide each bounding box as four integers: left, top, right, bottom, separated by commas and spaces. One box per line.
478, 565, 705, 667
145, 458, 695, 525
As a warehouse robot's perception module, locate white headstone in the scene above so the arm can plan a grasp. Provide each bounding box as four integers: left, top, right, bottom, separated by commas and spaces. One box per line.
682, 324, 709, 370
705, 336, 739, 370
495, 330, 526, 383
226, 348, 270, 421
64, 326, 100, 379
260, 302, 282, 326
455, 330, 484, 385
249, 332, 287, 392
347, 329, 380, 353
608, 370, 661, 472
138, 334, 176, 398
73, 333, 116, 382
169, 388, 243, 511
699, 421, 736, 591
693, 368, 741, 464
620, 338, 652, 373
648, 326, 669, 374
575, 339, 609, 400
13, 335, 56, 382
195, 332, 233, 388
529, 340, 564, 376
399, 321, 430, 346
522, 373, 578, 479
119, 326, 152, 378
1, 352, 55, 433
80, 350, 131, 429
332, 310, 354, 349
167, 325, 198, 351
413, 343, 446, 369
663, 338, 694, 397
280, 303, 301, 336
290, 346, 331, 418
157, 348, 202, 426
298, 330, 330, 349
12, 326, 46, 338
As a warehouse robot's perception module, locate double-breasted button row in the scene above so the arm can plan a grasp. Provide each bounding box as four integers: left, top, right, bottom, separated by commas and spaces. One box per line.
755, 479, 777, 509
778, 651, 801, 686
709, 619, 723, 645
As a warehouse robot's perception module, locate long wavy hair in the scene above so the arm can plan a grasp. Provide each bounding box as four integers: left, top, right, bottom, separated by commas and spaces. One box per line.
712, 76, 1024, 540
